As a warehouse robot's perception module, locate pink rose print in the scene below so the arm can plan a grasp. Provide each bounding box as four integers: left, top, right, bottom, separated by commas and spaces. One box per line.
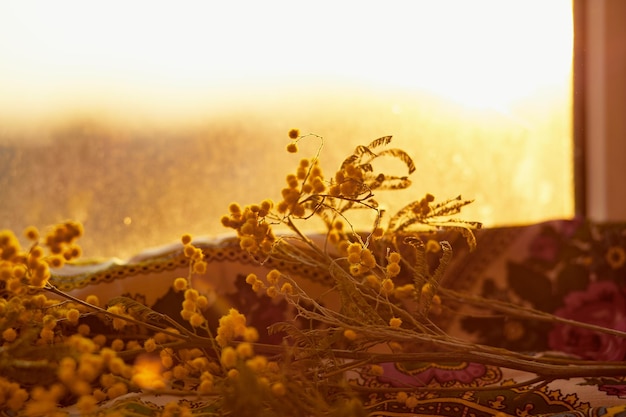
379, 361, 488, 387
529, 230, 561, 265
549, 281, 626, 361
599, 384, 626, 398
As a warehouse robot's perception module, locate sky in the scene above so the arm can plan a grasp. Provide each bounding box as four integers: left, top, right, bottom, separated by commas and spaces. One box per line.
0, 1, 575, 255
0, 0, 573, 125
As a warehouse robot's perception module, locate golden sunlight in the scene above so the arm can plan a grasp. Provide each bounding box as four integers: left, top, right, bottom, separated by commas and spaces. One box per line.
0, 1, 573, 257
0, 1, 571, 120
132, 354, 166, 390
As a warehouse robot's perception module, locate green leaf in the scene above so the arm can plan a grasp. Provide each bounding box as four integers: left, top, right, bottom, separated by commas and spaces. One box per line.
376, 148, 416, 174
366, 135, 393, 149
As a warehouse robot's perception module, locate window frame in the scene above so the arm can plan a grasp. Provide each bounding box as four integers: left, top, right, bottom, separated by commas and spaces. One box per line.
575, 0, 626, 221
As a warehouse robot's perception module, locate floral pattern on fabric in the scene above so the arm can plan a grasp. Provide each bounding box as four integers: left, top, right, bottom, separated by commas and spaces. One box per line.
32, 219, 626, 417
353, 359, 613, 417
378, 361, 501, 388
549, 281, 626, 361
454, 219, 626, 361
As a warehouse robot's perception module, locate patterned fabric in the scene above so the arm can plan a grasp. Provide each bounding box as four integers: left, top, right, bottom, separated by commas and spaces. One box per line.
48, 219, 626, 416
447, 219, 626, 361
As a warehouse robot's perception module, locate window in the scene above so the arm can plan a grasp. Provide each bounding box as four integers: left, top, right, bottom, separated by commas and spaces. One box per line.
578, 0, 626, 221
0, 1, 575, 258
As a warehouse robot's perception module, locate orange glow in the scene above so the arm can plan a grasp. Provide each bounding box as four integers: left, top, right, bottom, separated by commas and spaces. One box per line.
0, 1, 572, 123
132, 354, 166, 390
0, 2, 574, 257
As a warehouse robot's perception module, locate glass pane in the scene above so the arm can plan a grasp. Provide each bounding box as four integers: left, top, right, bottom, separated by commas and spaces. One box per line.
0, 1, 573, 258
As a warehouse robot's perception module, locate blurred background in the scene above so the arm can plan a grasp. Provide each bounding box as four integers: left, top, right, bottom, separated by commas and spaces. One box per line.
0, 1, 574, 258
